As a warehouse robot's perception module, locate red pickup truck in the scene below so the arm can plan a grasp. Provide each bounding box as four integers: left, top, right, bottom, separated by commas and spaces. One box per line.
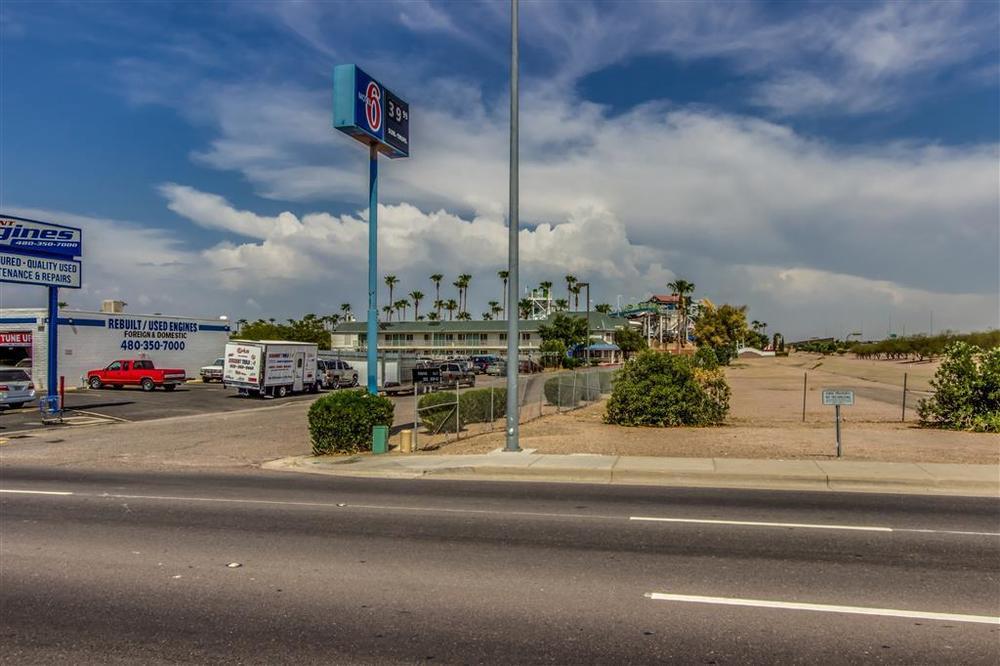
87, 359, 187, 392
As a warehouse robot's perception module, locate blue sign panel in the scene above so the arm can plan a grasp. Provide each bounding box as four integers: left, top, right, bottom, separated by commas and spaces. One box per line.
333, 64, 409, 159
0, 214, 82, 260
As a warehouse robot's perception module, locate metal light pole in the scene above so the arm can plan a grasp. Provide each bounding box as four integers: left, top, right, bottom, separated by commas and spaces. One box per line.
504, 0, 520, 452
578, 282, 590, 365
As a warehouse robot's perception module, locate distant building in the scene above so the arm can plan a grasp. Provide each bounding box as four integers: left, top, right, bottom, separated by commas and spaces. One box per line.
331, 312, 621, 358
615, 294, 698, 348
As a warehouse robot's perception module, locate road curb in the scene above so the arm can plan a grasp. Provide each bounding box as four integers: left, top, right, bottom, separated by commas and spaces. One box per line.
262, 456, 1000, 497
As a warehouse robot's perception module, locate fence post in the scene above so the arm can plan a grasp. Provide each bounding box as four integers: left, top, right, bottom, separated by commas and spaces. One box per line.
489, 385, 494, 431
538, 377, 543, 419
572, 371, 578, 409
802, 372, 807, 422
455, 379, 460, 440
413, 385, 419, 452
901, 372, 908, 422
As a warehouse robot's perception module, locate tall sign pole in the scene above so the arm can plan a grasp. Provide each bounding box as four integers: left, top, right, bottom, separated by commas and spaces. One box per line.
0, 214, 83, 418
367, 143, 379, 393
333, 64, 409, 395
505, 0, 521, 452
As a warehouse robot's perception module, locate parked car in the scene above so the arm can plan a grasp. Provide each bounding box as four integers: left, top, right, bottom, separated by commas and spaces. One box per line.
485, 361, 504, 376
469, 354, 500, 374
87, 359, 187, 392
318, 359, 359, 389
0, 366, 37, 409
14, 358, 32, 369
438, 361, 476, 387
200, 357, 225, 383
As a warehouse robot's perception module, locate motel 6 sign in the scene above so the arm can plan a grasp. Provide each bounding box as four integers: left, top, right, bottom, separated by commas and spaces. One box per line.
333, 64, 409, 158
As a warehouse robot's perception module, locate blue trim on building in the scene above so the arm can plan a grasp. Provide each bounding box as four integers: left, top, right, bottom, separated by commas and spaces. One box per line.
57, 318, 106, 327
0, 317, 38, 324
199, 324, 231, 332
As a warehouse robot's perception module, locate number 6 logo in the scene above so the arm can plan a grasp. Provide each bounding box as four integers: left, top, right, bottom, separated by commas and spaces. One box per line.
365, 81, 382, 132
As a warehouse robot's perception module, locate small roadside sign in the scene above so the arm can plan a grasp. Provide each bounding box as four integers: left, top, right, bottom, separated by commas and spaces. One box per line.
822, 389, 854, 406
822, 389, 854, 457
413, 367, 441, 384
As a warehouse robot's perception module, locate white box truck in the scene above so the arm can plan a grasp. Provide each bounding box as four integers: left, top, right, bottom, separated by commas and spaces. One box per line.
223, 340, 319, 398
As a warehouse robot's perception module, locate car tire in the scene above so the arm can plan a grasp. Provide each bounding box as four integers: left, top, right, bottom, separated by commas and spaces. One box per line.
164, 384, 177, 392
140, 378, 155, 392
351, 375, 358, 387
275, 385, 289, 398
89, 376, 103, 389
113, 384, 123, 389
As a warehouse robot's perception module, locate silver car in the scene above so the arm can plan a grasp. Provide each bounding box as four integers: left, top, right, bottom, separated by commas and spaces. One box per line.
0, 366, 37, 409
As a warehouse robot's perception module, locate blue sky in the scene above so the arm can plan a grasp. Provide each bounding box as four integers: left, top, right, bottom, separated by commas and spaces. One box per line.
1, 0, 997, 338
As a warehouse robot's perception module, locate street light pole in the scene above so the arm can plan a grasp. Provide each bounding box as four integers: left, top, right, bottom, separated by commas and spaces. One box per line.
504, 0, 520, 452
578, 282, 590, 365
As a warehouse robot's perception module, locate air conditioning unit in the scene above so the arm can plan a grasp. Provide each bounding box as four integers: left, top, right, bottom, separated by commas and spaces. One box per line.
101, 300, 126, 314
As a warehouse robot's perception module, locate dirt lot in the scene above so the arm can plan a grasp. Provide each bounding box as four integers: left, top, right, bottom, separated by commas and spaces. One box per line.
429, 354, 999, 464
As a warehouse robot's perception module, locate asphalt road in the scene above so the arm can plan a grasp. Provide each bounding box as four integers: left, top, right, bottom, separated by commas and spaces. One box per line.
2, 468, 997, 664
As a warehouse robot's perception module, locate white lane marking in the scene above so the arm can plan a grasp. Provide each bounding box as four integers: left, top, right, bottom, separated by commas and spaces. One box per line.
646, 593, 1000, 625
631, 516, 891, 532
630, 515, 1000, 537
0, 489, 74, 496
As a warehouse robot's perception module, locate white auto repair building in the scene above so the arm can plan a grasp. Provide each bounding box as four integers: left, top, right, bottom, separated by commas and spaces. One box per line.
0, 307, 231, 390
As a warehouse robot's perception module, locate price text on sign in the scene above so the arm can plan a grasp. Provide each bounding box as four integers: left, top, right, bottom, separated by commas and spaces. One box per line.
822, 389, 855, 406
333, 64, 409, 159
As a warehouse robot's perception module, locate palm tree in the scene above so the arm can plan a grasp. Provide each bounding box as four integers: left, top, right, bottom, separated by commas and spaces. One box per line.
340, 303, 352, 321
445, 299, 458, 321
565, 274, 577, 306
433, 299, 444, 318
384, 275, 399, 310
518, 298, 532, 319
427, 311, 441, 322
381, 305, 393, 322
458, 273, 472, 314
594, 303, 612, 314
457, 311, 472, 321
667, 279, 695, 351
498, 270, 509, 317
452, 279, 462, 313
571, 284, 581, 310
237, 318, 248, 333
396, 299, 410, 320
429, 273, 443, 308
489, 300, 501, 319
554, 298, 569, 311
539, 280, 553, 297
409, 290, 424, 320
482, 312, 493, 320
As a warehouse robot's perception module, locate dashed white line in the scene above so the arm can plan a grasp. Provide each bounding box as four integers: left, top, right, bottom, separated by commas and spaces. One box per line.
0, 489, 74, 496
630, 515, 891, 532
646, 593, 1000, 625
630, 515, 1000, 537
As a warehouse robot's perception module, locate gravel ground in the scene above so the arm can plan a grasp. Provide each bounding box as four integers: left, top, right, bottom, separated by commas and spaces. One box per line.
427, 355, 998, 464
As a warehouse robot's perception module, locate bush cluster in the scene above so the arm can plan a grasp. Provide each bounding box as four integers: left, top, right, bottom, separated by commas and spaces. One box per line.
309, 389, 395, 455
604, 350, 729, 427
852, 330, 999, 361
918, 342, 999, 433
418, 387, 508, 433
543, 371, 614, 407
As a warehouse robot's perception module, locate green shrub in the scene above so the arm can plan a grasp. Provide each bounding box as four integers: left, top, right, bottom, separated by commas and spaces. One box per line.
694, 346, 719, 370
604, 350, 729, 427
418, 388, 508, 433
309, 389, 394, 455
918, 343, 1000, 432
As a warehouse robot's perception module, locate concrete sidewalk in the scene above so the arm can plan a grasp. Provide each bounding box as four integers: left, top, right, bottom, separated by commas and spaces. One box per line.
263, 451, 1000, 497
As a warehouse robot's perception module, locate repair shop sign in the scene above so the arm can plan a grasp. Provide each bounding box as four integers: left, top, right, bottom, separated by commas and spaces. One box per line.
0, 331, 32, 347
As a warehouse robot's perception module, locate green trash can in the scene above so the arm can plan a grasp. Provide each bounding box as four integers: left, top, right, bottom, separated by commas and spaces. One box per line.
372, 425, 389, 455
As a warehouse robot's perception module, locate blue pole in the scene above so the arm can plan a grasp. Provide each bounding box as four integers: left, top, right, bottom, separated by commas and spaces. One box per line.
47, 286, 58, 401
367, 142, 378, 394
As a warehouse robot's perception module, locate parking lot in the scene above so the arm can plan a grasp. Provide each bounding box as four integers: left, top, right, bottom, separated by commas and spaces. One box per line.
0, 382, 323, 435
0, 373, 511, 437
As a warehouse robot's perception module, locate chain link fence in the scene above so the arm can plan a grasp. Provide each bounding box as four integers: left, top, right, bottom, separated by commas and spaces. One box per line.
409, 367, 620, 450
